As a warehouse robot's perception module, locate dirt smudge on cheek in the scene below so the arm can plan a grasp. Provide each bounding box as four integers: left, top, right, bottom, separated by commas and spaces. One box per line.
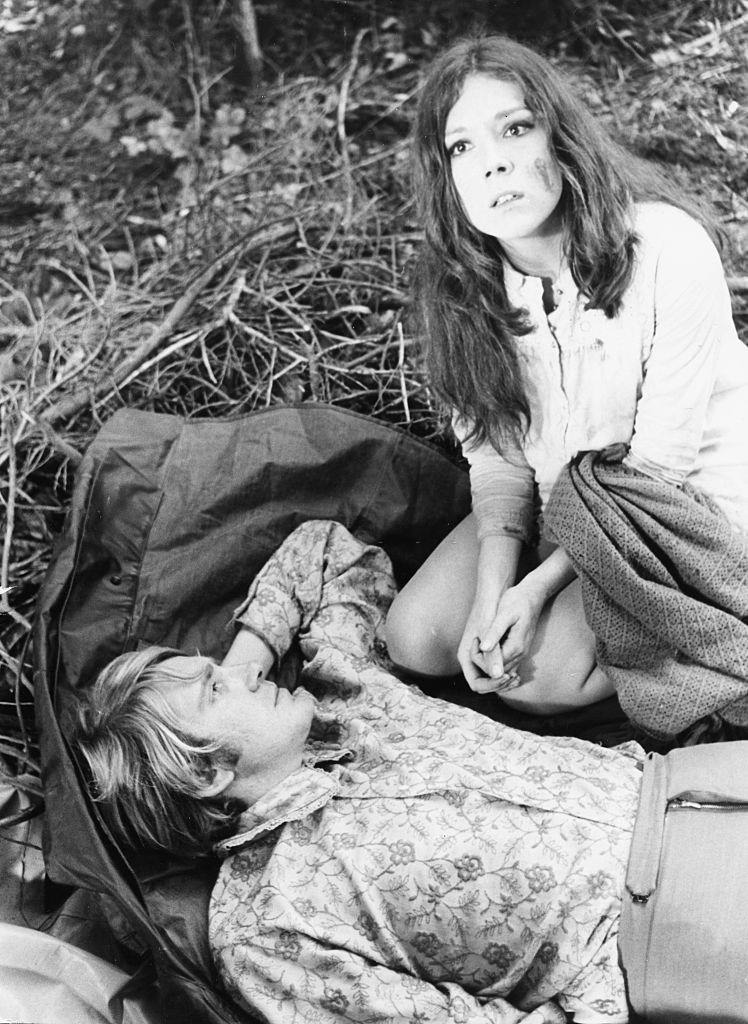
532, 156, 558, 193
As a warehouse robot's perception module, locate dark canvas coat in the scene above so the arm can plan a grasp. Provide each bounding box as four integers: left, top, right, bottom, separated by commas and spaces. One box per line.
33, 404, 470, 1023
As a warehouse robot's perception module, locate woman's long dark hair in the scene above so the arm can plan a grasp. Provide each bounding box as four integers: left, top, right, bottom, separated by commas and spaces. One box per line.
413, 35, 714, 449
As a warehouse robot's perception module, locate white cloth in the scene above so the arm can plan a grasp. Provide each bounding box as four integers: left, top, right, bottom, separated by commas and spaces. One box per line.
0, 923, 158, 1024
456, 203, 748, 541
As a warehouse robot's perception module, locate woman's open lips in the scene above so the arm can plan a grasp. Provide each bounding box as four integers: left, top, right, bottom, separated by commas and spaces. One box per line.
490, 192, 522, 208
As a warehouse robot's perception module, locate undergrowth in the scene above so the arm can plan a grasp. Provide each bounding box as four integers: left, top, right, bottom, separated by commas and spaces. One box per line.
0, 0, 746, 794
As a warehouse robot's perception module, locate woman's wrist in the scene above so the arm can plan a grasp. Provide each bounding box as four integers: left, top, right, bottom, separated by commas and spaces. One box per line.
520, 546, 576, 604
514, 568, 552, 606
476, 533, 522, 594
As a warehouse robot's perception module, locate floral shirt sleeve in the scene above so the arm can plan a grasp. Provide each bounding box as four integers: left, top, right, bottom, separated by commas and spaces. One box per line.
215, 521, 640, 1024
233, 518, 395, 676
219, 915, 568, 1023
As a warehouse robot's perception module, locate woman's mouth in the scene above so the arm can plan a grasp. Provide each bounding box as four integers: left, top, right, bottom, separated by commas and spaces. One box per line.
490, 192, 522, 208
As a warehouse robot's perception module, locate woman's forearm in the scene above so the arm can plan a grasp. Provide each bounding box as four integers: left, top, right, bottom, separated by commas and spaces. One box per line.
520, 544, 576, 603
476, 533, 523, 597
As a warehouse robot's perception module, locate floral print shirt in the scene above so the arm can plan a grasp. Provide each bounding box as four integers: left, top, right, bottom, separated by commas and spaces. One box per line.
209, 521, 643, 1024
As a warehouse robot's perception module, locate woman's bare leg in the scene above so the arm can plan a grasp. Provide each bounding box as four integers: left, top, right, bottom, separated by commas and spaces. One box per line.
385, 514, 482, 677
500, 578, 614, 714
385, 514, 614, 713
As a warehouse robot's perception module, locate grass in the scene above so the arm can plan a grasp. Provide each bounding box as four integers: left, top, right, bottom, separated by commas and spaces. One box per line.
0, 0, 746, 795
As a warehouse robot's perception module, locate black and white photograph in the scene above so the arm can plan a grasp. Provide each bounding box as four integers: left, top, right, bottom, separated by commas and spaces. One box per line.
0, 1, 747, 1021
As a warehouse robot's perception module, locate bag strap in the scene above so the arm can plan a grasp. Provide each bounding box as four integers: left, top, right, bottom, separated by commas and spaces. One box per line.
625, 752, 668, 903
619, 752, 667, 1013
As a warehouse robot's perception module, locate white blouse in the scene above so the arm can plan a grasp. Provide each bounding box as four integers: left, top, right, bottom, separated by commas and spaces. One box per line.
455, 202, 748, 541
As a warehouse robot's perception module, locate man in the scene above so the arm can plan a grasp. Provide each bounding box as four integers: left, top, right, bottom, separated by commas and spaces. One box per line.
73, 520, 642, 1024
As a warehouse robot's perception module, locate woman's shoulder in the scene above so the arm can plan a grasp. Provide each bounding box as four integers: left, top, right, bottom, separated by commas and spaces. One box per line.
633, 201, 716, 255
632, 201, 723, 284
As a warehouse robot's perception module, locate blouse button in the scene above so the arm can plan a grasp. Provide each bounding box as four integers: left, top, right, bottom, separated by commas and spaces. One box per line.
581, 321, 591, 332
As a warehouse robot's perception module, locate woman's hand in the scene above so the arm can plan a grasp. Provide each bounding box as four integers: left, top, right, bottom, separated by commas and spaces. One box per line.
457, 533, 522, 692
458, 577, 546, 693
459, 544, 578, 694
483, 577, 546, 673
457, 591, 502, 691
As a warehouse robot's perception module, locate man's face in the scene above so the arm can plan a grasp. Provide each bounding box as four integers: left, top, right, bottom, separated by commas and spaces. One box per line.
159, 655, 314, 795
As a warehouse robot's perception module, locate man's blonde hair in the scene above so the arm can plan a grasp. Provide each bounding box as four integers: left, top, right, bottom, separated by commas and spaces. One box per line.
70, 647, 239, 857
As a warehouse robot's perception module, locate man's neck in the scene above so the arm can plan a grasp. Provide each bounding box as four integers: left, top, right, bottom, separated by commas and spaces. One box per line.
228, 757, 305, 808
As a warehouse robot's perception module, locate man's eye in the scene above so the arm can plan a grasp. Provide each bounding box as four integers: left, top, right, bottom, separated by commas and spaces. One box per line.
204, 663, 219, 695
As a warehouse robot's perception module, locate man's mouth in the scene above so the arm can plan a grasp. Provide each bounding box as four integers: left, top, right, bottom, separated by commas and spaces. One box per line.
490, 192, 522, 208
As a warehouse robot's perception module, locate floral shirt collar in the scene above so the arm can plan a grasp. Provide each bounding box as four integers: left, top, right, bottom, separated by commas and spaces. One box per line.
215, 742, 352, 852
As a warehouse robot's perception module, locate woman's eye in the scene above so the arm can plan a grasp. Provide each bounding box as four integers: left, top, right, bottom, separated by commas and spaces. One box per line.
447, 140, 468, 158
505, 121, 533, 138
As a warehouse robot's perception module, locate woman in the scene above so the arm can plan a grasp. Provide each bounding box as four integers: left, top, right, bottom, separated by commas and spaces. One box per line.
386, 35, 748, 715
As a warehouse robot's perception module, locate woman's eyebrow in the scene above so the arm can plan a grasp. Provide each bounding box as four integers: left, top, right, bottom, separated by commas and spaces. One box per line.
444, 106, 530, 138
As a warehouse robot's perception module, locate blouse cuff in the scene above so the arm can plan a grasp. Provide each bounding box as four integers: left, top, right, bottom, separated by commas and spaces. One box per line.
471, 467, 535, 545
623, 450, 685, 488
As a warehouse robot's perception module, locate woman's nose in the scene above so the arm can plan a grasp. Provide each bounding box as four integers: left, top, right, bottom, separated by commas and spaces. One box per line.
485, 159, 512, 178
484, 141, 512, 177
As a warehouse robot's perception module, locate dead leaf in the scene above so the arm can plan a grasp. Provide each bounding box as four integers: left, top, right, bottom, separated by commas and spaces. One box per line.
81, 107, 120, 144
220, 144, 251, 175
0, 352, 22, 384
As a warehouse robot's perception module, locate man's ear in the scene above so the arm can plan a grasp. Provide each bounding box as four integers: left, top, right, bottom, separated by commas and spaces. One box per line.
202, 766, 236, 798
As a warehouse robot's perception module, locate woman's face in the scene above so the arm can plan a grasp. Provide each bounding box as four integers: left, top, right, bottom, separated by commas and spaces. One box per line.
444, 74, 564, 252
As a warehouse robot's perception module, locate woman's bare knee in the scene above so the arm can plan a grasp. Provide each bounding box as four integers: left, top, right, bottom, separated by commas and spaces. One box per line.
385, 515, 478, 677
385, 591, 460, 676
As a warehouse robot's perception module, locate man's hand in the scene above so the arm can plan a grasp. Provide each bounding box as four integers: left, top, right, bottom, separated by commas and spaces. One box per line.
522, 1002, 567, 1023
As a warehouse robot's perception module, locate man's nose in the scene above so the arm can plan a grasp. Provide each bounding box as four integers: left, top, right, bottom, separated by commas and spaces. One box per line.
247, 661, 266, 689
229, 661, 265, 690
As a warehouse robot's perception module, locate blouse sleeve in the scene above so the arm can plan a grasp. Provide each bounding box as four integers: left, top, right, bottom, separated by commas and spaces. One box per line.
624, 214, 736, 486
452, 415, 535, 543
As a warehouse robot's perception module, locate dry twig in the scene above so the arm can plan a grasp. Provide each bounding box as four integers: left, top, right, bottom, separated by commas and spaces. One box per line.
234, 0, 263, 85
337, 28, 368, 232
41, 221, 296, 428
